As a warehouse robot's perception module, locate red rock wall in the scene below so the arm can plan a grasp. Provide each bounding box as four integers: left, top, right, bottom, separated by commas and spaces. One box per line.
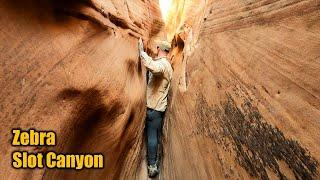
0, 0, 162, 179
163, 0, 320, 179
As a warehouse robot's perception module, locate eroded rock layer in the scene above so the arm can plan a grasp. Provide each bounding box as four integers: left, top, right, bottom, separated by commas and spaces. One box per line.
0, 0, 162, 179
163, 0, 320, 179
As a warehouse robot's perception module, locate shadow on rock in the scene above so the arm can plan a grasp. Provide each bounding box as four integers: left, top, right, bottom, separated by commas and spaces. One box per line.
55, 87, 125, 153
4, 0, 90, 25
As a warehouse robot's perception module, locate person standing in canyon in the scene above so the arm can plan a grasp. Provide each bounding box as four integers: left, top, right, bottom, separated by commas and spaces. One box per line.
138, 38, 173, 178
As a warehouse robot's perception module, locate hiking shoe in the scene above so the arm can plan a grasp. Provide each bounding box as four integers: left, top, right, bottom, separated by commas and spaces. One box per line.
147, 164, 159, 178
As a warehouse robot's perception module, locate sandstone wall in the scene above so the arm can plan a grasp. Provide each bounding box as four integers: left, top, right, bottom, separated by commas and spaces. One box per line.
163, 0, 320, 179
0, 0, 162, 179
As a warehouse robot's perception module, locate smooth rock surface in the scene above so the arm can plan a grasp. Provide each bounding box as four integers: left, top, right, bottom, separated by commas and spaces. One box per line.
163, 0, 320, 179
0, 0, 161, 179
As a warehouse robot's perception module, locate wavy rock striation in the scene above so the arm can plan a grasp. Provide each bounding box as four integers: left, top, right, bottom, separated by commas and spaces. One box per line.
163, 0, 320, 179
0, 0, 162, 179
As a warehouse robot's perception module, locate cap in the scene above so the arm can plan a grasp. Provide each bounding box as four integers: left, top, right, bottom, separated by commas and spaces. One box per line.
157, 41, 171, 52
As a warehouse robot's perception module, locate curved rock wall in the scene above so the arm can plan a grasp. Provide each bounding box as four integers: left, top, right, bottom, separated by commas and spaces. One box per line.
0, 0, 162, 179
163, 0, 320, 179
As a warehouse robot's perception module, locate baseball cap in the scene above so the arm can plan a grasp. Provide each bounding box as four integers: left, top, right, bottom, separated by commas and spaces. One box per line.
157, 41, 171, 52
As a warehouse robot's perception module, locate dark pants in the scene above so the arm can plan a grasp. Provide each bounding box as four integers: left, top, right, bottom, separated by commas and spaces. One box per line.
146, 108, 164, 165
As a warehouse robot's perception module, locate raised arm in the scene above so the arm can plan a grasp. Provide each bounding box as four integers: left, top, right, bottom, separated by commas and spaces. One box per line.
138, 38, 166, 74
140, 52, 166, 74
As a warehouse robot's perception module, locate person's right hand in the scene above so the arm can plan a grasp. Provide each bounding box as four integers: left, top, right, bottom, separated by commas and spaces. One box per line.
138, 37, 144, 52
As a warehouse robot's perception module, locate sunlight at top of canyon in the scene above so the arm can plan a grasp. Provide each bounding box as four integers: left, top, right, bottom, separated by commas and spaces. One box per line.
159, 0, 173, 22
158, 0, 205, 41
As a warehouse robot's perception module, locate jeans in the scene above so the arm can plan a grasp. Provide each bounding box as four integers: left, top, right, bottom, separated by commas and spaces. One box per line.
146, 108, 164, 165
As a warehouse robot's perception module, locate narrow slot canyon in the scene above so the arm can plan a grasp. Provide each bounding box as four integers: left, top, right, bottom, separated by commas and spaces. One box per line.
0, 0, 319, 179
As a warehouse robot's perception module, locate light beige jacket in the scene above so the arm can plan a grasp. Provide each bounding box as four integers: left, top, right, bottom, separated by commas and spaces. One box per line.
140, 51, 173, 112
